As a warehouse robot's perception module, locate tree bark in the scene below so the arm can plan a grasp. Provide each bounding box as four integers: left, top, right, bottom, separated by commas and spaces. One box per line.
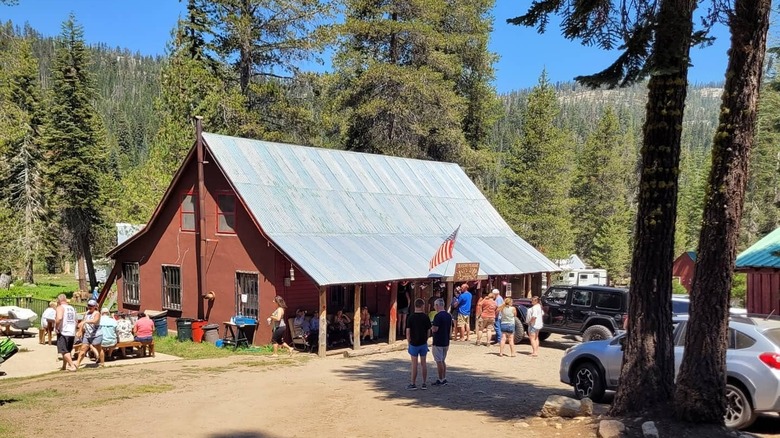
81, 232, 98, 291
77, 251, 87, 293
674, 0, 771, 424
23, 258, 33, 285
609, 0, 695, 416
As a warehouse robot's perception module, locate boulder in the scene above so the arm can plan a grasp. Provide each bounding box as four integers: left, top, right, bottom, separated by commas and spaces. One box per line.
541, 395, 584, 418
598, 420, 626, 438
642, 421, 659, 438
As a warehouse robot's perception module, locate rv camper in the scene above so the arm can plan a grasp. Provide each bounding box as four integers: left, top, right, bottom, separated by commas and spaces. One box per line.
555, 269, 608, 286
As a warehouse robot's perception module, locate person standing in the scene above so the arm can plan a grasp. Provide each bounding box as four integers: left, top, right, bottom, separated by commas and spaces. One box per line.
397, 281, 412, 337
497, 298, 517, 357
54, 294, 77, 371
492, 289, 504, 345
527, 296, 544, 357
450, 286, 461, 340
406, 298, 432, 390
268, 296, 294, 356
455, 283, 472, 342
475, 292, 496, 346
430, 298, 452, 386
39, 301, 56, 345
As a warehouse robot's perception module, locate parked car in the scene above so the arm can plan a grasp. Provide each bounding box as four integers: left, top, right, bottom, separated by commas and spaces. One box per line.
559, 314, 780, 429
512, 285, 629, 344
672, 295, 748, 316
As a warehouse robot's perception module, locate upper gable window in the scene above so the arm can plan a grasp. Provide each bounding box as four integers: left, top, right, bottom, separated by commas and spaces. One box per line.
181, 191, 197, 231
217, 192, 236, 234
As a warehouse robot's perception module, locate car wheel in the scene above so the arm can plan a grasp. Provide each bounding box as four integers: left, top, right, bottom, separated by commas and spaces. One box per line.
724, 383, 756, 430
513, 317, 525, 344
582, 325, 613, 342
538, 331, 551, 341
572, 361, 605, 403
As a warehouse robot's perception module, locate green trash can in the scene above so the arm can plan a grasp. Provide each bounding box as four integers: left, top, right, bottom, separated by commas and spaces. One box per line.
176, 318, 194, 342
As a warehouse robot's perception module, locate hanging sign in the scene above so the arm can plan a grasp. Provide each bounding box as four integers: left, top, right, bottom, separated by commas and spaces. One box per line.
453, 263, 480, 282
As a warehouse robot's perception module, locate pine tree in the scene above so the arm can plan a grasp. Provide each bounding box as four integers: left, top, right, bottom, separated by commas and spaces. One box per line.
497, 72, 573, 260
42, 14, 106, 291
571, 107, 632, 276
0, 38, 46, 284
674, 0, 772, 423
510, 0, 698, 415
333, 0, 468, 162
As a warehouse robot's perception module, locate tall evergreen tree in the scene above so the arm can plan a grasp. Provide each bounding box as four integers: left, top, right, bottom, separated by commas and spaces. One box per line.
510, 0, 698, 415
741, 74, 780, 247
0, 38, 46, 284
42, 15, 106, 291
333, 0, 469, 161
571, 107, 631, 276
675, 0, 772, 423
496, 73, 573, 260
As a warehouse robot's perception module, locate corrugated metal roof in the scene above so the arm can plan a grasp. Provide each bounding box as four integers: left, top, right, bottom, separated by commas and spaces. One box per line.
736, 227, 780, 269
203, 132, 560, 286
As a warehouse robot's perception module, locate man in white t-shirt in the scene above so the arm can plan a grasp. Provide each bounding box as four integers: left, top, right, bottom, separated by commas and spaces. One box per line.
39, 301, 56, 345
54, 294, 77, 371
526, 296, 544, 357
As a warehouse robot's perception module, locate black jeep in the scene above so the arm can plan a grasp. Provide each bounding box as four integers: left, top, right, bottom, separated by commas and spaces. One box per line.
512, 285, 628, 343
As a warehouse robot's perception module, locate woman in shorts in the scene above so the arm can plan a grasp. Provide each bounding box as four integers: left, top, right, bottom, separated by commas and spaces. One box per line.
497, 298, 516, 357
268, 296, 294, 356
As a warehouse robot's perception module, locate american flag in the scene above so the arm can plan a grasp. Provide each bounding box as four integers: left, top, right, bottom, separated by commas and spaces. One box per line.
429, 225, 460, 271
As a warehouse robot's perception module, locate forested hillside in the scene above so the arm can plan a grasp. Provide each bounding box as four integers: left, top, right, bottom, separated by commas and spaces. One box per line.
0, 4, 777, 286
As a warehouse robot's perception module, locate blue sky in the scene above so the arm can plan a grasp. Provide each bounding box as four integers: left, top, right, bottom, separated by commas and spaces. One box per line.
0, 0, 736, 93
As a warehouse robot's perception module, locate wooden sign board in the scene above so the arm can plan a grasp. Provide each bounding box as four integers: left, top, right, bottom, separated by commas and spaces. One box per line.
454, 263, 480, 282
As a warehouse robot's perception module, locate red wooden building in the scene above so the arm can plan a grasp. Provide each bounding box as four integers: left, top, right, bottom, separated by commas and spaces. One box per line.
101, 123, 560, 356
672, 251, 697, 293
736, 227, 780, 314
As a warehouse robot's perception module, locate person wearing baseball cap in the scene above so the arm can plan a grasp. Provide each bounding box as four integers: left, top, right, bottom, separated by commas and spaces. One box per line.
75, 299, 104, 369
99, 307, 118, 366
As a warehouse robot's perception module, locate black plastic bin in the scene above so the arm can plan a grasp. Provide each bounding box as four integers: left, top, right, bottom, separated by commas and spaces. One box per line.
176, 318, 194, 342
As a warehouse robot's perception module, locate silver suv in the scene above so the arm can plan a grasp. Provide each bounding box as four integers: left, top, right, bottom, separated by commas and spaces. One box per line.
559, 315, 780, 429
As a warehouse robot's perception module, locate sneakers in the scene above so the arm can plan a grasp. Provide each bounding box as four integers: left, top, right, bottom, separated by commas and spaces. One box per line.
406, 383, 417, 391
431, 379, 449, 387
441, 379, 448, 386
421, 383, 428, 390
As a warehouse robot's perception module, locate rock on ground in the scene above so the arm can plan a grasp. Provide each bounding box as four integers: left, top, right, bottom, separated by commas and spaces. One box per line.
598, 419, 626, 438
541, 394, 591, 418
642, 421, 659, 438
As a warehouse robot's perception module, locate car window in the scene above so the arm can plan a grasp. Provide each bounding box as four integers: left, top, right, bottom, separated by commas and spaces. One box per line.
571, 290, 592, 307
732, 329, 756, 349
544, 288, 568, 305
595, 293, 621, 310
673, 322, 687, 346
764, 328, 780, 347
672, 299, 689, 315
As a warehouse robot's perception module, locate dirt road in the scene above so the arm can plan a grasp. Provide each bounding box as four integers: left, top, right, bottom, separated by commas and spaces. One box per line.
0, 335, 777, 438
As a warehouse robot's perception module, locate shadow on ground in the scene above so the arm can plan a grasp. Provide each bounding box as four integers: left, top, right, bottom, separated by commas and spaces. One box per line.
208, 433, 280, 438
333, 357, 569, 421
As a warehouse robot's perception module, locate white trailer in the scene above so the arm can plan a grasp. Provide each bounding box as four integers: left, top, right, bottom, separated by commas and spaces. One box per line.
555, 269, 608, 286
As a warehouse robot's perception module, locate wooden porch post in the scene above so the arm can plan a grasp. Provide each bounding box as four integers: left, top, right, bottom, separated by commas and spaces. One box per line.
546, 272, 552, 290
319, 286, 327, 358
353, 284, 362, 350
389, 282, 398, 344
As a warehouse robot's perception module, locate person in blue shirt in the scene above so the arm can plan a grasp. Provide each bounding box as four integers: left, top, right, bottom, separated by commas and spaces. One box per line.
455, 283, 472, 342
492, 289, 504, 345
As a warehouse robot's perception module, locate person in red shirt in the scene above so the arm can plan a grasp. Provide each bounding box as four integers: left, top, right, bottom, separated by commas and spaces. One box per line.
133, 312, 155, 342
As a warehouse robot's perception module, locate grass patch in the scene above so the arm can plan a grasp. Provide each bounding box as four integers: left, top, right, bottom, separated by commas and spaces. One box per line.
82, 384, 175, 408
0, 388, 60, 409
153, 335, 274, 359
0, 273, 79, 300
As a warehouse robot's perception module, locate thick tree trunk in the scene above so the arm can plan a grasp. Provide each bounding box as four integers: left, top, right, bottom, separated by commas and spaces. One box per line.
23, 258, 33, 285
608, 0, 695, 416
77, 251, 88, 293
674, 0, 771, 424
81, 232, 98, 291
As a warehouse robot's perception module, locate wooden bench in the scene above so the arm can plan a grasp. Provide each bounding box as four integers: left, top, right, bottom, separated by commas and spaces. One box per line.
73, 339, 155, 360
110, 340, 155, 358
